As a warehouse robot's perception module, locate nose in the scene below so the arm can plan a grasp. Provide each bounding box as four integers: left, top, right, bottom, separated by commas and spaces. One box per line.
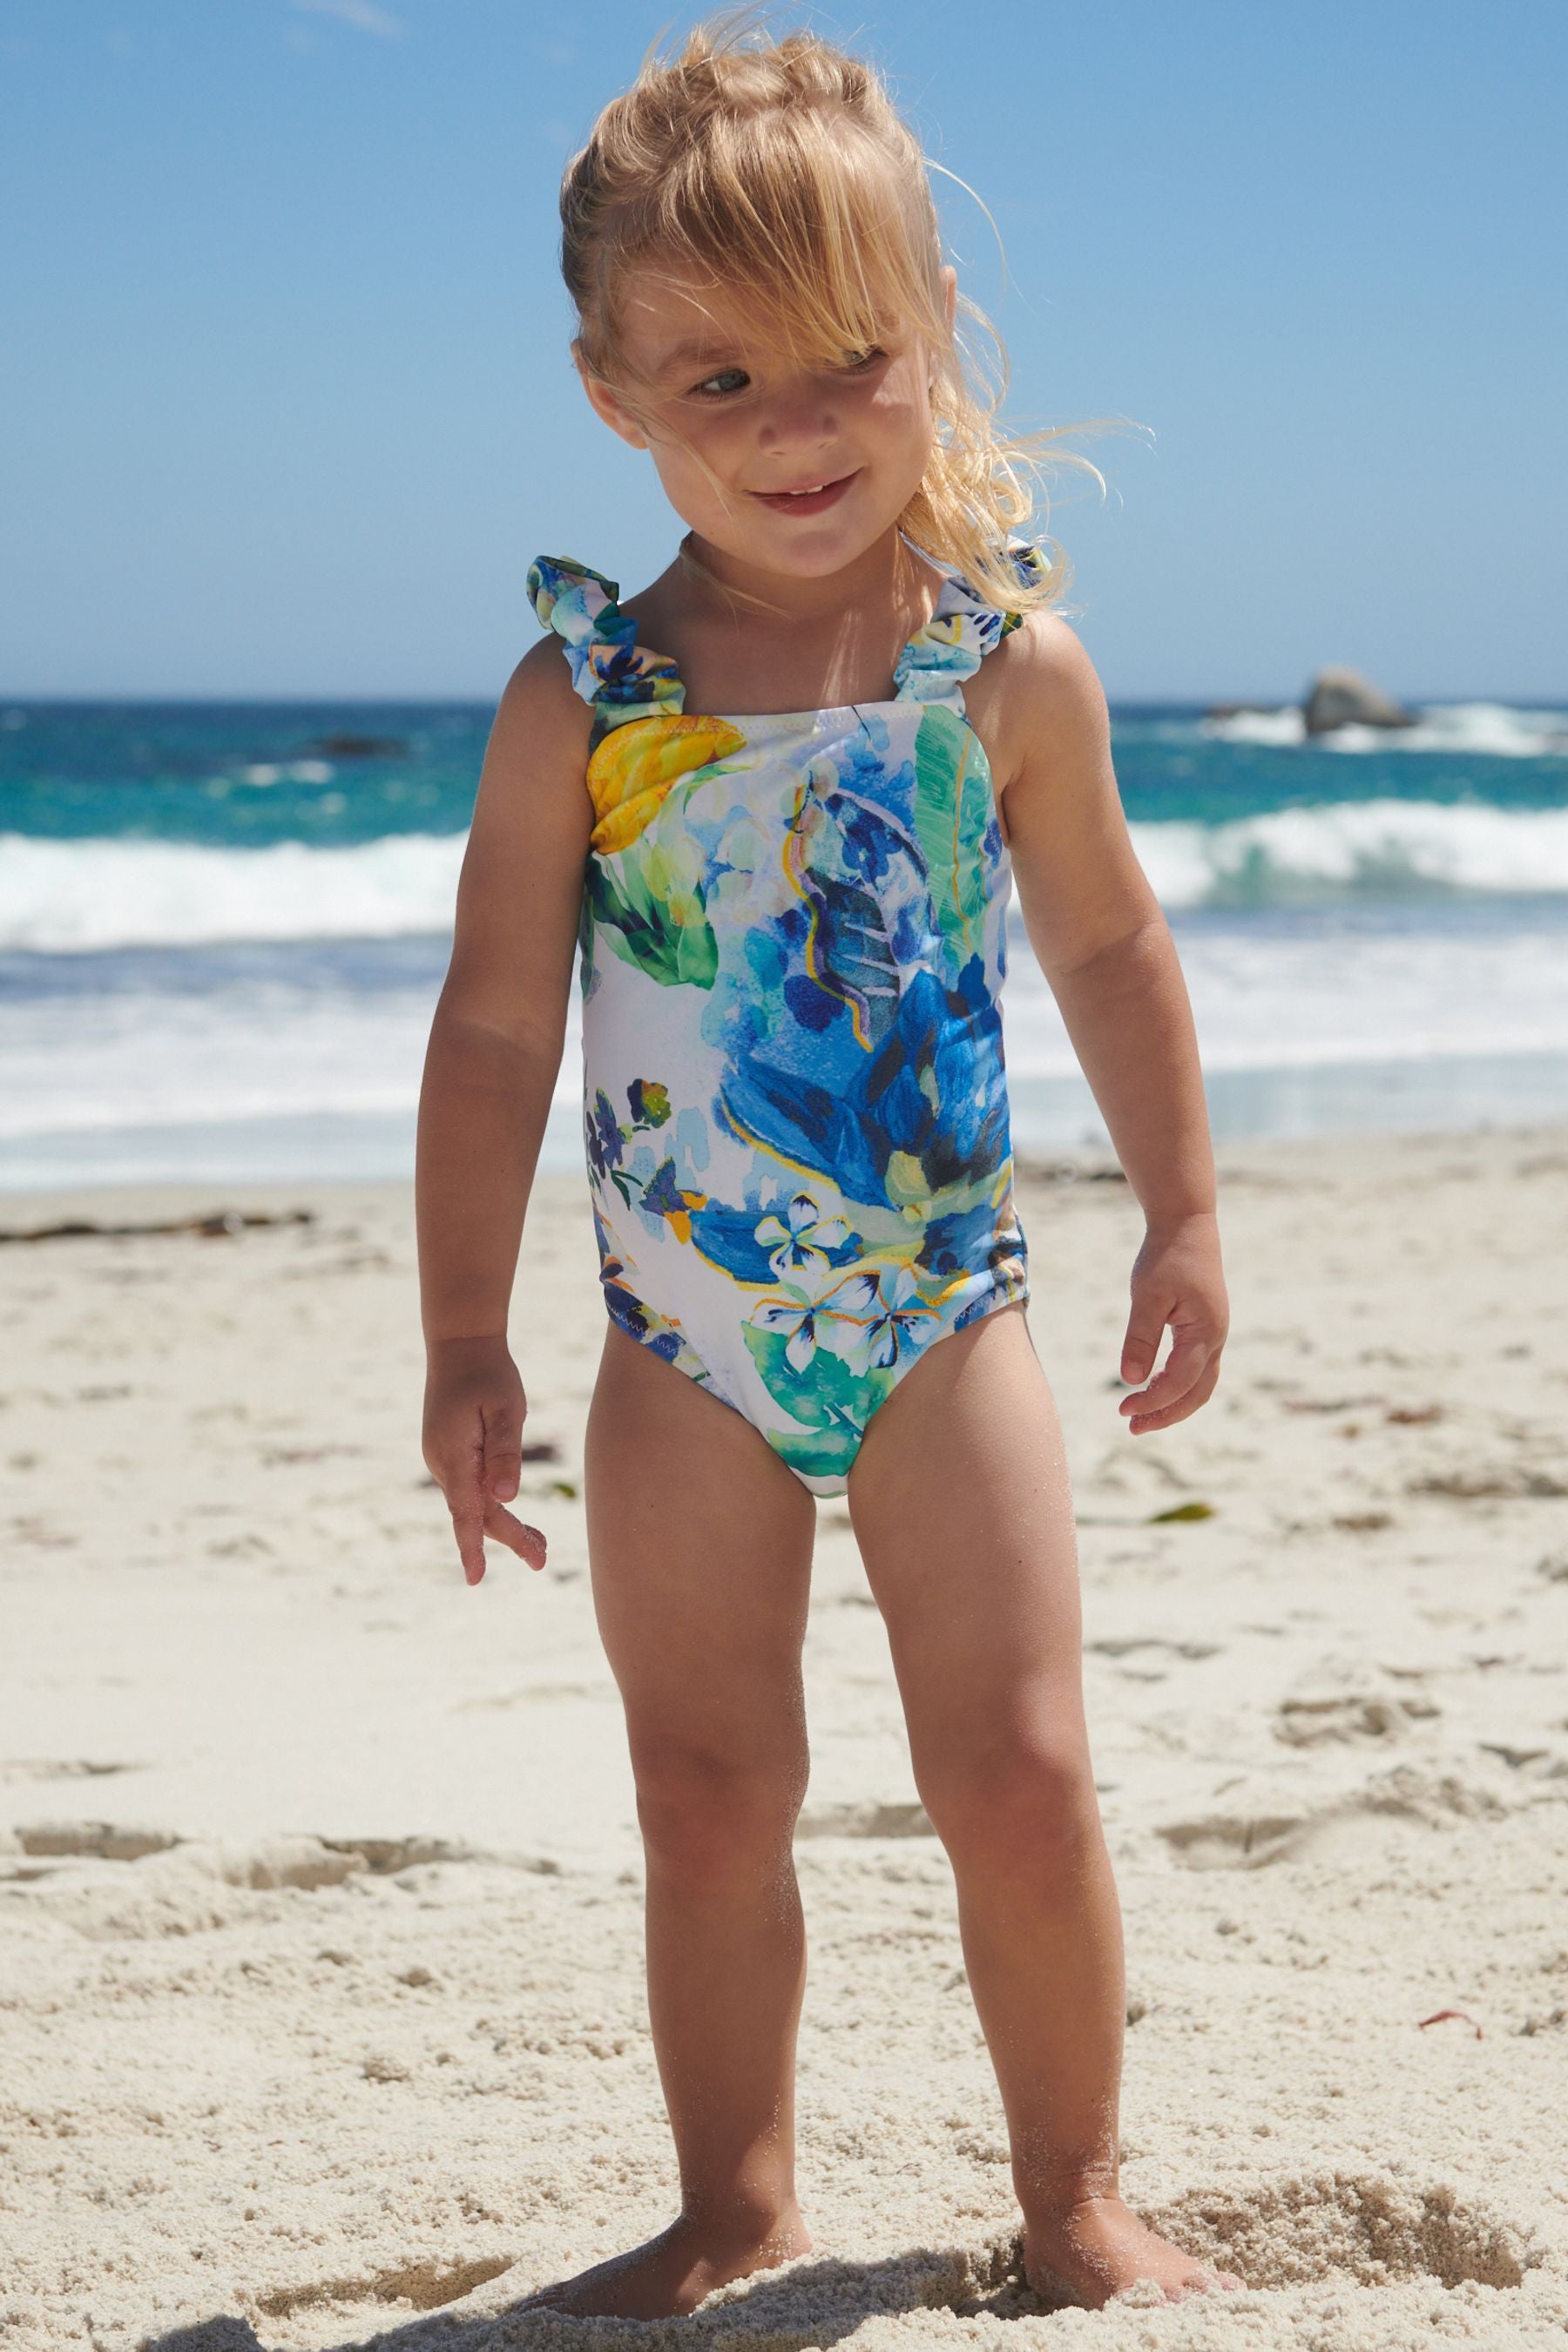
755, 375, 839, 463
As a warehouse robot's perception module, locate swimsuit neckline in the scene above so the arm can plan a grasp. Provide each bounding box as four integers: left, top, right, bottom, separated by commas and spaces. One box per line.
679, 696, 938, 726
527, 539, 1046, 738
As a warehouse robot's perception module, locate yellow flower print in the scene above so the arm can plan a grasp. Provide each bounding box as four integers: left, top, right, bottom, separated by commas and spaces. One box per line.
586, 713, 747, 855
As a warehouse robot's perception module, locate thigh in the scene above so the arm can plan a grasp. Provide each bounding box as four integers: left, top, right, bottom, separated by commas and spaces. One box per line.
585, 1322, 818, 1773
846, 1303, 1090, 1767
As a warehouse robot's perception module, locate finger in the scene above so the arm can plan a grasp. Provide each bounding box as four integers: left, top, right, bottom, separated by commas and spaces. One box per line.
482, 1397, 524, 1501
1119, 1326, 1213, 1416
483, 1493, 549, 1571
1127, 1361, 1221, 1433
1122, 1353, 1210, 1423
448, 1487, 490, 1585
437, 1419, 493, 1585
1119, 1309, 1170, 1387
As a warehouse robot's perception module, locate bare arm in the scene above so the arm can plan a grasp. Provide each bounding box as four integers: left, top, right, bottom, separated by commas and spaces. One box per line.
979, 616, 1229, 1431
416, 635, 593, 1577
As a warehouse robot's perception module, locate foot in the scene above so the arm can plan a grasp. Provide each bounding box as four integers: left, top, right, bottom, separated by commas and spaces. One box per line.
517, 2204, 812, 2321
1024, 2193, 1245, 2310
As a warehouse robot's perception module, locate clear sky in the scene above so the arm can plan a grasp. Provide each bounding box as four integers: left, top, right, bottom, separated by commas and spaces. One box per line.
3, 0, 1563, 702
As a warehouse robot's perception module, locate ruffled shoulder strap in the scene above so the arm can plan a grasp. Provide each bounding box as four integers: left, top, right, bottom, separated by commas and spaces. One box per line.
893, 540, 1051, 706
527, 555, 686, 740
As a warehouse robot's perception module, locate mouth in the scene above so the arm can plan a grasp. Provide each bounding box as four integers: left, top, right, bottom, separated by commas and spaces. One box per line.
749, 470, 860, 517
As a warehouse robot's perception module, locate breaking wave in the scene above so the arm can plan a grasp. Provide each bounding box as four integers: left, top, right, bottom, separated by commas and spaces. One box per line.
6, 787, 1568, 955
1202, 700, 1567, 758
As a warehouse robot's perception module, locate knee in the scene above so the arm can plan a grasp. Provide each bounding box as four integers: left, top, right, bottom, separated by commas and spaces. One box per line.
917, 1730, 1099, 1875
631, 1736, 808, 1885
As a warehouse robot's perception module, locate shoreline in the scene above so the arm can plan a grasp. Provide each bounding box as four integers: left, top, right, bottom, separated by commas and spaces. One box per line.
3, 1109, 1567, 1226
9, 1096, 1568, 1213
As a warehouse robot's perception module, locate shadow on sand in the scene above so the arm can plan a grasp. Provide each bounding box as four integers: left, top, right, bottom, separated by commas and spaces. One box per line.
136, 2233, 1066, 2349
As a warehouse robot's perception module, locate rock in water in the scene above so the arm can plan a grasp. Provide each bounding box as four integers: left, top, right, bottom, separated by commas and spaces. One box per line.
1302, 667, 1416, 735
304, 732, 408, 758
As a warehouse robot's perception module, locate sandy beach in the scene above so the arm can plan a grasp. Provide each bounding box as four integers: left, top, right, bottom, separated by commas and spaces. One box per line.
3, 1123, 1567, 2349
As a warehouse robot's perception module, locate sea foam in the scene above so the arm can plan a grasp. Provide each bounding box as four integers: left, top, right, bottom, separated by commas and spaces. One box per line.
6, 793, 1568, 956
1130, 798, 1568, 908
0, 831, 467, 952
1202, 700, 1568, 757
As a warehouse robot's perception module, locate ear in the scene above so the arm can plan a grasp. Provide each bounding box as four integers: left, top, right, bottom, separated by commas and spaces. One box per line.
939, 264, 957, 337
572, 340, 649, 452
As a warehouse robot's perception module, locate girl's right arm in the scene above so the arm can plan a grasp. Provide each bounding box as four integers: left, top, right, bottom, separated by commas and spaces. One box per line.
416, 635, 592, 1585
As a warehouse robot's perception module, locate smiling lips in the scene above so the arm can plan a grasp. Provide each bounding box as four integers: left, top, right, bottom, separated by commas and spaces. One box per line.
750, 470, 860, 516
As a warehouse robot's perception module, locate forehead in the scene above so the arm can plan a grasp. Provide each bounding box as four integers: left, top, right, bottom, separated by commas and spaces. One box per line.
612, 277, 790, 375
610, 268, 909, 382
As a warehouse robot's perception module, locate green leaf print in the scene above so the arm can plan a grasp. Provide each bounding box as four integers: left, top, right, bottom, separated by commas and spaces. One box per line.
912, 701, 991, 970
741, 1320, 882, 1485
767, 1426, 862, 1485
587, 856, 718, 990
742, 1319, 894, 1437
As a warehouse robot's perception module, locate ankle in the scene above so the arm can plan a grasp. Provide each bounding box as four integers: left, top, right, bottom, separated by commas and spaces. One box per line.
1016, 2159, 1122, 2228
679, 2186, 803, 2254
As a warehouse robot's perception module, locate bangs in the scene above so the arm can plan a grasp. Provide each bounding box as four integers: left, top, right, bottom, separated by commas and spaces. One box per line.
586, 110, 946, 388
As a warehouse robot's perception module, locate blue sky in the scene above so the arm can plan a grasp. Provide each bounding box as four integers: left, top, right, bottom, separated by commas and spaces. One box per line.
3, 0, 1563, 701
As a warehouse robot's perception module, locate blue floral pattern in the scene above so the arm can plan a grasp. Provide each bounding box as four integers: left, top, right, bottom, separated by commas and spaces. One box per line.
530, 541, 1036, 1495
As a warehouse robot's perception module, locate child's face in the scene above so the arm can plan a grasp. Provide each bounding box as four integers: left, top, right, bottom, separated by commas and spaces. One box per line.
577, 266, 957, 580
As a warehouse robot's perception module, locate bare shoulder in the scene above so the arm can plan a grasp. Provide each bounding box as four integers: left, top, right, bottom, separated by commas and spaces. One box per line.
964, 607, 1112, 798
457, 632, 594, 906
438, 633, 594, 1041
1001, 605, 1106, 704
487, 632, 593, 770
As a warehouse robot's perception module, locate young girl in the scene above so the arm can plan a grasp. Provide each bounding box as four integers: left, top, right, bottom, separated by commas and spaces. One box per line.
416, 16, 1237, 2321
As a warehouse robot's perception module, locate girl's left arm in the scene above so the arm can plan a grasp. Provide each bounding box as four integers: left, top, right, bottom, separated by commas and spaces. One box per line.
983, 615, 1229, 1435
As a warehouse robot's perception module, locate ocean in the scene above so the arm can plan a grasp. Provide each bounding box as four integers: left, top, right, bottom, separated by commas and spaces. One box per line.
2, 694, 1566, 1192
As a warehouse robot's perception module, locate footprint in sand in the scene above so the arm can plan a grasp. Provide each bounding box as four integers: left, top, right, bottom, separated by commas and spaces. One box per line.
1087, 1636, 1225, 1662
1139, 2170, 1543, 2294
254, 2253, 514, 2323
1275, 1689, 1441, 1747
794, 1801, 935, 1840
1157, 1766, 1509, 1871
11, 1821, 181, 1861
1085, 1635, 1224, 1682
217, 1834, 478, 1889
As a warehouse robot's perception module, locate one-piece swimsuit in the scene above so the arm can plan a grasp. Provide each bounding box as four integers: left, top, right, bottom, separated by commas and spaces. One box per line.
528, 539, 1041, 1497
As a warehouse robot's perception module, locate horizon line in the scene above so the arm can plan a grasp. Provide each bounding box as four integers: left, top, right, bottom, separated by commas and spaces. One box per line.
4, 688, 1565, 712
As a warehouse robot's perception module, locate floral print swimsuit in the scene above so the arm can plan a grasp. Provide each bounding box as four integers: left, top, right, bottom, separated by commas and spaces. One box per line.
529, 543, 1041, 1497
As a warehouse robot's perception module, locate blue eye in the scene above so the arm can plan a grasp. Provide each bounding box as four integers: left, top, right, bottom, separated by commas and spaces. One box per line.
692, 368, 750, 399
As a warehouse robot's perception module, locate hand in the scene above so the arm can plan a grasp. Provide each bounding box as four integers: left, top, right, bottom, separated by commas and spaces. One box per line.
1118, 1211, 1228, 1434
422, 1335, 549, 1585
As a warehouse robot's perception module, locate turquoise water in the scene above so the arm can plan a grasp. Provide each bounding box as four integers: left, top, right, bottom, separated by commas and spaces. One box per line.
5, 699, 1566, 849
2, 696, 1565, 1188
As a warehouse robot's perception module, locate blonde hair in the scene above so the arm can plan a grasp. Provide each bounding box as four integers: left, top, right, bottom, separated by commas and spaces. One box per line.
558, 9, 1105, 618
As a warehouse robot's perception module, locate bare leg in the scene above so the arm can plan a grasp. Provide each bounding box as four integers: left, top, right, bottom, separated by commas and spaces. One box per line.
847, 1302, 1245, 2310
521, 1323, 817, 2319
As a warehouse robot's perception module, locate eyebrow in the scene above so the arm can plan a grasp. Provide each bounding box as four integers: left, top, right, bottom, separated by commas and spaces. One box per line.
649, 337, 740, 380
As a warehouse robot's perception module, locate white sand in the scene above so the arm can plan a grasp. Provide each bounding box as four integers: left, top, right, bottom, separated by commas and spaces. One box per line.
2, 1125, 1566, 2349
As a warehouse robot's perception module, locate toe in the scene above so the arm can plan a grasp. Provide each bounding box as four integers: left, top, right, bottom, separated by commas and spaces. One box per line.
1188, 2265, 1247, 2296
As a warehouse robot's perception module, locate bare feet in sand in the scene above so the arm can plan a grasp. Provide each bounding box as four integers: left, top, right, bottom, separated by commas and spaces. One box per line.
518, 2205, 812, 2321
1025, 2193, 1246, 2309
